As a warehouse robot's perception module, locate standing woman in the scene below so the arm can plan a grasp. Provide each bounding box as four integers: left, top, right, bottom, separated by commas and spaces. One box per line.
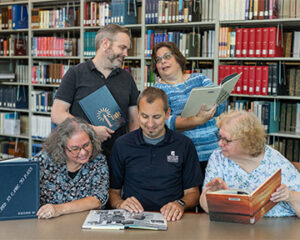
152, 42, 226, 175
30, 117, 109, 219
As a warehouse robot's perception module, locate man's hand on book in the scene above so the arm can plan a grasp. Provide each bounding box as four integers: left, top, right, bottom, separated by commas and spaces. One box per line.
203, 178, 230, 193
160, 201, 184, 222
270, 184, 291, 203
118, 196, 144, 213
194, 104, 217, 125
93, 126, 114, 142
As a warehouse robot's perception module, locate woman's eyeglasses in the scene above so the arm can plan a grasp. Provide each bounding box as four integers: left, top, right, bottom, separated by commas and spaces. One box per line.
215, 132, 239, 145
155, 51, 173, 63
65, 141, 91, 156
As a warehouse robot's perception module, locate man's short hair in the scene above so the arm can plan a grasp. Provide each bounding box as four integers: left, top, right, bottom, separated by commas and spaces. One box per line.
137, 87, 169, 112
95, 24, 130, 51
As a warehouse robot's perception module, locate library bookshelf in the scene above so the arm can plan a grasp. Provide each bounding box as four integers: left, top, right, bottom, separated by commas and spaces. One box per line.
0, 0, 299, 162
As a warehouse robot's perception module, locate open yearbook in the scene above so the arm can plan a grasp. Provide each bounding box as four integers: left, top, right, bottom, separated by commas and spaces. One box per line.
206, 169, 281, 224
82, 209, 167, 230
181, 72, 242, 118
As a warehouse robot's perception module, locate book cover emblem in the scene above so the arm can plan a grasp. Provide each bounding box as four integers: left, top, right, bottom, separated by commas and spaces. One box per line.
79, 85, 128, 131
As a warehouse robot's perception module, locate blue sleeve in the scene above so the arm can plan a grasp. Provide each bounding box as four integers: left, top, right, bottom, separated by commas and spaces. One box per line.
90, 155, 109, 208
215, 100, 227, 117
183, 139, 203, 189
109, 142, 125, 190
165, 115, 177, 130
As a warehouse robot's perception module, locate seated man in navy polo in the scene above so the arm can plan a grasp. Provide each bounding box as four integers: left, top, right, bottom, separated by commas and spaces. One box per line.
109, 87, 203, 221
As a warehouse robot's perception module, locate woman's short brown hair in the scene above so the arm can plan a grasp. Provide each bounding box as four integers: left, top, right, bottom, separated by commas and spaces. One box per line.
217, 110, 266, 157
151, 42, 186, 78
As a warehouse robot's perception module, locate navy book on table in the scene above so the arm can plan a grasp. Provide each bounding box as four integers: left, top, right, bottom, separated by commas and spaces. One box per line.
79, 85, 128, 131
0, 159, 40, 221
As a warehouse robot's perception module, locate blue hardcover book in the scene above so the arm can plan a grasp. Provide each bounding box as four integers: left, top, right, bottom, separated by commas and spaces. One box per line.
0, 159, 40, 221
12, 5, 28, 29
79, 85, 128, 131
121, 0, 137, 25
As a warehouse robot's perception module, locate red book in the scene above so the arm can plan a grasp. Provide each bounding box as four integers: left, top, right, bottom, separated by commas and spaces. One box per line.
218, 65, 225, 85
255, 66, 262, 95
236, 66, 243, 94
224, 65, 231, 80
262, 27, 269, 57
242, 66, 249, 94
235, 28, 243, 57
268, 27, 283, 57
261, 66, 269, 95
230, 65, 238, 93
248, 66, 256, 95
258, 0, 265, 19
248, 28, 256, 58
255, 28, 263, 57
241, 28, 249, 57
84, 2, 90, 26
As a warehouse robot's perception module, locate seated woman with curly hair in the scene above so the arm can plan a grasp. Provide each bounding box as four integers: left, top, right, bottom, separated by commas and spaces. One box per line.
199, 110, 300, 217
30, 117, 109, 219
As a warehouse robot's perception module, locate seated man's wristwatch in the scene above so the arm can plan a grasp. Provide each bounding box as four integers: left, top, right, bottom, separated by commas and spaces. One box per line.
175, 199, 186, 209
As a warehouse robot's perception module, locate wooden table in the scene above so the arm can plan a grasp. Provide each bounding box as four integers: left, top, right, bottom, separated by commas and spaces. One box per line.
0, 212, 299, 240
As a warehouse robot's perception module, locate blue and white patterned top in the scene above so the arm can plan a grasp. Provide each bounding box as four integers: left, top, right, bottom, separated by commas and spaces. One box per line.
204, 145, 300, 217
30, 151, 109, 208
154, 73, 226, 162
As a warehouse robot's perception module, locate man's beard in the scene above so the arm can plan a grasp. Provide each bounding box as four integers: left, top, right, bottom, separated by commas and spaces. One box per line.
105, 48, 123, 69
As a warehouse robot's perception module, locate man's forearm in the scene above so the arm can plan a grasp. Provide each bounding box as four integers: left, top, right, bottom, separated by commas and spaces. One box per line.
181, 187, 200, 210
109, 189, 124, 209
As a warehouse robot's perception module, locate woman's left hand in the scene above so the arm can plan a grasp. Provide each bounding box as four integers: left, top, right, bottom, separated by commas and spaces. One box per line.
37, 204, 58, 219
270, 184, 291, 202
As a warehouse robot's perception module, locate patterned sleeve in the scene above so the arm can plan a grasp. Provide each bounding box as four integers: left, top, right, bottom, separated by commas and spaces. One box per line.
89, 155, 109, 208
202, 150, 224, 189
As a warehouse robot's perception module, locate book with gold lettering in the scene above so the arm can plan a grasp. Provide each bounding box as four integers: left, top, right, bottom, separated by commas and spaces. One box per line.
206, 169, 281, 224
0, 158, 40, 221
79, 85, 128, 131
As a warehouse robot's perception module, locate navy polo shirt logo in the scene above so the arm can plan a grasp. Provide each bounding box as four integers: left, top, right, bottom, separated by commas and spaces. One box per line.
167, 151, 179, 163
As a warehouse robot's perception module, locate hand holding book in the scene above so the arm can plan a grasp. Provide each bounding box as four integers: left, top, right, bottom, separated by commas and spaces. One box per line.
203, 177, 230, 194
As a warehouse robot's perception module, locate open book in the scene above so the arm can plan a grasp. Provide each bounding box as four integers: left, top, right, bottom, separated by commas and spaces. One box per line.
181, 72, 242, 118
82, 209, 167, 231
206, 169, 281, 224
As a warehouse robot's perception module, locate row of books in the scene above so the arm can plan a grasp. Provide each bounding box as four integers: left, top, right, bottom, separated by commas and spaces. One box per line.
220, 64, 273, 96
0, 139, 28, 158
145, 0, 214, 24
31, 90, 56, 113
31, 115, 51, 140
84, 31, 142, 57
32, 36, 79, 57
287, 68, 300, 96
0, 4, 28, 30
15, 64, 29, 84
279, 102, 300, 133
219, 27, 283, 58
273, 138, 300, 162
0, 36, 27, 56
219, 0, 300, 21
122, 61, 142, 88
84, 0, 138, 27
31, 63, 71, 85
145, 30, 214, 58
0, 112, 28, 136
0, 86, 28, 109
228, 100, 281, 134
31, 5, 80, 29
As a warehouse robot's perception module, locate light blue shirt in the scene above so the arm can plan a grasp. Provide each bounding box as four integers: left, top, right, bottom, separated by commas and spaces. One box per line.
154, 73, 226, 162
